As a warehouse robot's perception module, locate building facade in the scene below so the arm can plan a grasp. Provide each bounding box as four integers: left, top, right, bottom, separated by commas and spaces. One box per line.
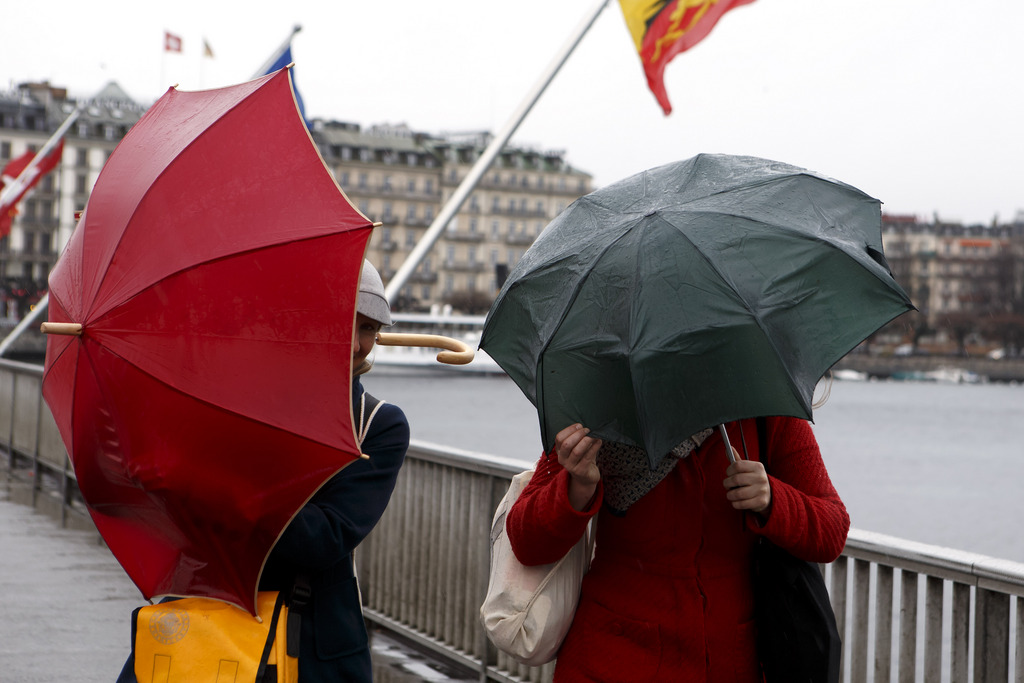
881, 213, 1024, 348
0, 81, 592, 317
1, 81, 146, 320
317, 124, 591, 311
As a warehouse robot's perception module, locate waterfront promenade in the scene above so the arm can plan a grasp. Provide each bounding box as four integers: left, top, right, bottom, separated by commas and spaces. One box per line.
0, 484, 474, 683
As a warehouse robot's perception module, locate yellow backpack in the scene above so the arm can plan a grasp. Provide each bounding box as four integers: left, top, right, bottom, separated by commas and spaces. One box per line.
132, 591, 296, 683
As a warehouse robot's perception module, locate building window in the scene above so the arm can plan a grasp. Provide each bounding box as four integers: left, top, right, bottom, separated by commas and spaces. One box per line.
339, 171, 350, 186
424, 206, 434, 221
382, 176, 392, 191
358, 174, 368, 189
407, 179, 416, 193
424, 179, 434, 194
422, 286, 431, 300
341, 147, 352, 161
407, 205, 417, 221
0, 141, 10, 159
76, 148, 88, 167
75, 175, 88, 194
383, 202, 393, 220
491, 221, 500, 240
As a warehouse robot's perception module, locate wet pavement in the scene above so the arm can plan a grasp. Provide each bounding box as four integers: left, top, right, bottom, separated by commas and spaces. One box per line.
0, 481, 473, 683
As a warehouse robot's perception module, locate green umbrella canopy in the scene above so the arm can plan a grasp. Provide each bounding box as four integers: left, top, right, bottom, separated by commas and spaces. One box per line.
481, 153, 914, 468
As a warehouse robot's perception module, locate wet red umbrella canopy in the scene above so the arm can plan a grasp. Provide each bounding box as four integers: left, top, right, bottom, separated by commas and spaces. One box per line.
41, 68, 374, 613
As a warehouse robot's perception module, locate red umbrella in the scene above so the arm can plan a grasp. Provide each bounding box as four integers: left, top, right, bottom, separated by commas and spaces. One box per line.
41, 68, 374, 613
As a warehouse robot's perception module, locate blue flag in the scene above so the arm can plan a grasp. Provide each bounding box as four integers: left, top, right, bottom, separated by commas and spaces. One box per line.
256, 27, 310, 128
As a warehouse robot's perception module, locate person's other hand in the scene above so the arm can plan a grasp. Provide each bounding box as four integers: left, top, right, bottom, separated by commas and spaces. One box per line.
555, 423, 602, 511
723, 458, 772, 516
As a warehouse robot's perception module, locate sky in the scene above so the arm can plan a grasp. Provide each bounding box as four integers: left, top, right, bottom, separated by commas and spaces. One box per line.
3, 0, 1022, 226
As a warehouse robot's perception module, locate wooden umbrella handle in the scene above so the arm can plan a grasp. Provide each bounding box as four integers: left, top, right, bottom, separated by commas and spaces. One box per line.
40, 322, 83, 336
375, 332, 475, 365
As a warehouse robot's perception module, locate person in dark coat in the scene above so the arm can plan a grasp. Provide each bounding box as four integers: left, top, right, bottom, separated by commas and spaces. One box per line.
507, 417, 848, 682
117, 260, 409, 683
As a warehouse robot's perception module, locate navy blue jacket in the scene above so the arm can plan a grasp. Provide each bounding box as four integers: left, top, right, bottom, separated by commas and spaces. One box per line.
259, 378, 409, 681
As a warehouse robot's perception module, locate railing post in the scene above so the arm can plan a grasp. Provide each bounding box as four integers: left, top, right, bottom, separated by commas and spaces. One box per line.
898, 571, 918, 683
851, 559, 871, 682
923, 576, 943, 683
1015, 596, 1024, 683
875, 565, 894, 683
830, 557, 848, 682
951, 582, 971, 682
974, 587, 1009, 682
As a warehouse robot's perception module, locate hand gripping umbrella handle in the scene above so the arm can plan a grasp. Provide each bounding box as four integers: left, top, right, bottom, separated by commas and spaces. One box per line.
40, 322, 83, 336
375, 332, 475, 365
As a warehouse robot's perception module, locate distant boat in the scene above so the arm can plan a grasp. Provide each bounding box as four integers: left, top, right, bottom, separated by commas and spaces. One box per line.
890, 367, 982, 384
372, 309, 503, 374
833, 368, 869, 382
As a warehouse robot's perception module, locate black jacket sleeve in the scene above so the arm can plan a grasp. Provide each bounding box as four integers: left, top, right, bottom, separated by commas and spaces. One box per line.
267, 400, 410, 570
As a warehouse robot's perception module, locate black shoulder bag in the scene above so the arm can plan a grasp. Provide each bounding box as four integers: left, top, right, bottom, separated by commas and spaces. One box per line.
751, 417, 842, 683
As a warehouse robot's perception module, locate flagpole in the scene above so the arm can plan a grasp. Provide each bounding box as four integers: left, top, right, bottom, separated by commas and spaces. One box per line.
0, 105, 81, 210
383, 0, 611, 303
252, 25, 302, 79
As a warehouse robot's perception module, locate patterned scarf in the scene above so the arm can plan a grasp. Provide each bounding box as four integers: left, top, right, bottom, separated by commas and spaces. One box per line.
597, 428, 713, 515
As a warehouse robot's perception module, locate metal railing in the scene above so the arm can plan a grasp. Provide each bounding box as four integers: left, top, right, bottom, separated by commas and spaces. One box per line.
3, 356, 1022, 682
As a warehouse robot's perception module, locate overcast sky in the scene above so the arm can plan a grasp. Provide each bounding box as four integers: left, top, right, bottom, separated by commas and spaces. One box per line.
4, 0, 1022, 225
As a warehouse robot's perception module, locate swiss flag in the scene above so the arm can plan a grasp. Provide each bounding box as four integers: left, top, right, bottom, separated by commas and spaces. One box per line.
164, 31, 183, 53
0, 140, 64, 236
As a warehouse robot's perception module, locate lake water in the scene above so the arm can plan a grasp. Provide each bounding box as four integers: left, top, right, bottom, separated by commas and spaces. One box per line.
363, 369, 1024, 563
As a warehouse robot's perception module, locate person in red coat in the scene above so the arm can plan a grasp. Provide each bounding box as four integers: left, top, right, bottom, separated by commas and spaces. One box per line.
506, 416, 849, 682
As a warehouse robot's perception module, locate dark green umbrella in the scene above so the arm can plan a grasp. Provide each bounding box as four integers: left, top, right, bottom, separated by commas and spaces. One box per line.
480, 154, 914, 468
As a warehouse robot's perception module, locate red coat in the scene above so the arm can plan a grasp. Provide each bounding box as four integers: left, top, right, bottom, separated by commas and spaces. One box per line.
507, 417, 849, 683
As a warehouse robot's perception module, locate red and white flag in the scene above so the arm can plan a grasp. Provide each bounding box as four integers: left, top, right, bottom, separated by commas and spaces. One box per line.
0, 140, 65, 237
164, 31, 183, 53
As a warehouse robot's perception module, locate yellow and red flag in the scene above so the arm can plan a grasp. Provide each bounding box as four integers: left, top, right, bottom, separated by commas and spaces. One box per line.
619, 0, 755, 115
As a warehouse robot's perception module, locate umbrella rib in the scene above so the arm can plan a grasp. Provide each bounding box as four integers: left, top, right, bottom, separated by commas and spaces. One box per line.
83, 338, 350, 451
651, 213, 811, 412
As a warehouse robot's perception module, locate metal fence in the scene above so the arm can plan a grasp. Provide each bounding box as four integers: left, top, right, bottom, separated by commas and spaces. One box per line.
3, 357, 1022, 682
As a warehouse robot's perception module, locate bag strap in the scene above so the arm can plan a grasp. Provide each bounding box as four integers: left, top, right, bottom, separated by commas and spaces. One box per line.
286, 573, 312, 658
357, 391, 385, 447
255, 591, 288, 682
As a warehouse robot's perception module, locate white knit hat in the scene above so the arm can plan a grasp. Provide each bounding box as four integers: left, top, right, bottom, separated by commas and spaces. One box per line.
357, 260, 392, 326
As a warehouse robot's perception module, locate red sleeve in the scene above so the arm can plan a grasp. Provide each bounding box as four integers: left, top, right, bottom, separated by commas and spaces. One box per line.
506, 448, 603, 566
750, 416, 850, 563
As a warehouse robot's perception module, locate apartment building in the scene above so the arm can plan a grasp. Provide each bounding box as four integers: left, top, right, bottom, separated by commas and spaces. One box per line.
317, 124, 591, 310
1, 80, 592, 315
881, 214, 1024, 330
0, 81, 145, 319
